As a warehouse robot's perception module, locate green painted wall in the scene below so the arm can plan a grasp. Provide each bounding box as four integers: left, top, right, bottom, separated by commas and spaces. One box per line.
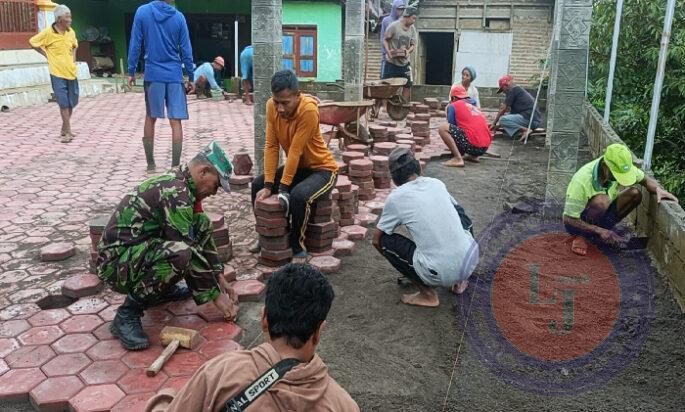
283, 2, 342, 82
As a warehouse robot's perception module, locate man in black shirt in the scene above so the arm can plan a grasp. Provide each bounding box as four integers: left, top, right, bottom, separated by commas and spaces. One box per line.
490, 75, 542, 141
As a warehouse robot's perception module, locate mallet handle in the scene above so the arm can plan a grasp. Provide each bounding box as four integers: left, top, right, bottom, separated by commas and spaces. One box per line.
147, 339, 180, 376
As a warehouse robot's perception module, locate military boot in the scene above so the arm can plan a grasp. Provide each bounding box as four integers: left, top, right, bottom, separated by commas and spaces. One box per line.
144, 283, 192, 308
110, 294, 150, 350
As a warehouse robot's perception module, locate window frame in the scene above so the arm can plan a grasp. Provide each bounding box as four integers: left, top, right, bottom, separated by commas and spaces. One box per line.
282, 25, 317, 77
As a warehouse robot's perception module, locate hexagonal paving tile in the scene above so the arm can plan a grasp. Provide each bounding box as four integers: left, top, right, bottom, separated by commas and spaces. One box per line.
0, 303, 40, 320
98, 304, 119, 322
27, 308, 71, 327
93, 322, 116, 340
0, 338, 20, 357
141, 308, 173, 326
117, 368, 168, 394
60, 314, 104, 333
199, 339, 243, 360
230, 280, 266, 302
168, 315, 208, 331
40, 242, 76, 261
200, 322, 243, 341
41, 353, 92, 377
332, 239, 356, 255
6, 345, 56, 368
340, 224, 368, 240
121, 346, 163, 369
167, 299, 200, 316
308, 256, 342, 274
62, 274, 103, 298
67, 297, 109, 315
79, 360, 129, 385
162, 351, 206, 377
51, 333, 98, 354
29, 375, 84, 412
86, 339, 128, 361
0, 319, 31, 338
18, 325, 65, 345
69, 384, 125, 411
196, 302, 226, 322
111, 392, 156, 412
0, 368, 46, 401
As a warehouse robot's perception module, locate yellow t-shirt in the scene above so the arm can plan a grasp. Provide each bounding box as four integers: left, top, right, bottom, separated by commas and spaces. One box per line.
29, 25, 78, 80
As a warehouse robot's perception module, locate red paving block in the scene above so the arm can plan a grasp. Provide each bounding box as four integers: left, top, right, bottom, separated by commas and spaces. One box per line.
162, 376, 191, 393
0, 319, 31, 338
365, 201, 385, 215
51, 333, 98, 354
348, 158, 373, 171
0, 368, 46, 401
0, 303, 41, 321
40, 242, 76, 261
29, 375, 84, 412
0, 359, 7, 376
60, 314, 104, 333
79, 360, 129, 385
162, 351, 206, 377
260, 248, 293, 262
232, 153, 254, 175
6, 344, 56, 369
18, 325, 64, 345
0, 338, 20, 357
98, 304, 119, 322
69, 384, 125, 412
256, 224, 288, 237
340, 225, 368, 240
332, 239, 356, 256
122, 347, 163, 369
342, 151, 364, 164
93, 322, 116, 340
200, 339, 243, 360
86, 339, 128, 361
111, 392, 155, 412
141, 308, 173, 326
258, 234, 290, 251
197, 302, 227, 322
222, 265, 237, 283
309, 256, 341, 273
255, 196, 283, 212
200, 322, 243, 341
374, 142, 398, 155
231, 279, 266, 302
28, 309, 71, 327
355, 212, 378, 226
255, 215, 288, 228
67, 297, 109, 315
62, 274, 103, 298
41, 353, 92, 377
117, 368, 168, 394
168, 315, 208, 331
167, 299, 200, 316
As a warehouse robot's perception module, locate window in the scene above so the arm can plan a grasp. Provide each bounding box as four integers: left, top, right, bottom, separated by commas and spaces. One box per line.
282, 26, 317, 77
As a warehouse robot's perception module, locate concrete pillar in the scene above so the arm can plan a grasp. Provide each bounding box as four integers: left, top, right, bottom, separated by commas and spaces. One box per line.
544, 0, 592, 214
343, 0, 365, 101
36, 0, 58, 32
252, 0, 283, 171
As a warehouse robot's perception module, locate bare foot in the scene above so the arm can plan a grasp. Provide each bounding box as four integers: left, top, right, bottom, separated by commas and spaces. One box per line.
571, 236, 588, 256
463, 155, 480, 163
401, 290, 439, 307
443, 158, 465, 168
518, 129, 533, 143
452, 280, 469, 294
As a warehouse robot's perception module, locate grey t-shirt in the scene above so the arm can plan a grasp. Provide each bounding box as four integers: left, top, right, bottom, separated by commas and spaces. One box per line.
377, 177, 480, 287
504, 85, 541, 123
384, 20, 417, 67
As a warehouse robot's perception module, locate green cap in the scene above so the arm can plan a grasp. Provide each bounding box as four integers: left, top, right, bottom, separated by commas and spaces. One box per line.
603, 143, 638, 187
199, 140, 233, 192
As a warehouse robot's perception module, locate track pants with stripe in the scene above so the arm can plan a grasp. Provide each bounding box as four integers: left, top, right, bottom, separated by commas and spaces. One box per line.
252, 166, 338, 254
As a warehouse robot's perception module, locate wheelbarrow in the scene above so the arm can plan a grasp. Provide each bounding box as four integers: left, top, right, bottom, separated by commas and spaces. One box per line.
363, 78, 410, 121
319, 100, 375, 149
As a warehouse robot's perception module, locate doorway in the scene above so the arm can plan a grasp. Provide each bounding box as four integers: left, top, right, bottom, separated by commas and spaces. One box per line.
420, 32, 454, 85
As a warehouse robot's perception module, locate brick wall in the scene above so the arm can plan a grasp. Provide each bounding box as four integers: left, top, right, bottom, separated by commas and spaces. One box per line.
509, 9, 553, 87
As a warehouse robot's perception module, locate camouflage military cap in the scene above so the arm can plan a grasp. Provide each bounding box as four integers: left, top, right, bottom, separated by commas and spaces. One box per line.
199, 140, 233, 193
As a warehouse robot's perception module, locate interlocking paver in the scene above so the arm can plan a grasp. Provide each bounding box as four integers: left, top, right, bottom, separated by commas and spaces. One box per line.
28, 308, 71, 326
200, 322, 243, 341
86, 339, 128, 361
60, 314, 104, 333
69, 384, 125, 412
121, 347, 163, 369
230, 279, 266, 302
111, 392, 156, 412
41, 353, 92, 377
0, 319, 30, 338
162, 351, 206, 377
199, 339, 243, 360
62, 274, 103, 298
6, 345, 56, 368
0, 368, 46, 401
79, 360, 129, 385
117, 368, 168, 394
67, 297, 109, 315
51, 333, 98, 354
29, 375, 84, 412
18, 325, 64, 345
0, 338, 20, 357
40, 242, 76, 261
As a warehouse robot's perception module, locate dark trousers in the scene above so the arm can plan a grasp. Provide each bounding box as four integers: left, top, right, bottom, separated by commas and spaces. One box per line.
252, 166, 338, 254
564, 199, 620, 238
379, 233, 427, 286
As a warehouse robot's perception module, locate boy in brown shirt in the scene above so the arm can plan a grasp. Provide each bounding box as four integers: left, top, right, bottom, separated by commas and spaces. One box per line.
250, 70, 339, 263
145, 264, 359, 412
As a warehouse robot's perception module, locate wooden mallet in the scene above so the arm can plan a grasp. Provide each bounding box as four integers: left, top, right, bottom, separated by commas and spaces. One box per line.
147, 326, 202, 377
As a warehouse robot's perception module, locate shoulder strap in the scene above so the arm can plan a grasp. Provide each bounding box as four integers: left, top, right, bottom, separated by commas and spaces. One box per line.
224, 358, 301, 412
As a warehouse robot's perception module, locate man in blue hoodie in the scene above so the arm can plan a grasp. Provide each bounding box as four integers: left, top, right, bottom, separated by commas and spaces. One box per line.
127, 0, 195, 171
379, 0, 406, 77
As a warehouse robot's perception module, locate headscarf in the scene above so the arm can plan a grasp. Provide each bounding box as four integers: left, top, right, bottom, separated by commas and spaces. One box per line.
463, 66, 477, 82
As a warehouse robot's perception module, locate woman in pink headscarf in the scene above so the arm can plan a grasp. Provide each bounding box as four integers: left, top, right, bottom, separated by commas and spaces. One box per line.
379, 0, 406, 77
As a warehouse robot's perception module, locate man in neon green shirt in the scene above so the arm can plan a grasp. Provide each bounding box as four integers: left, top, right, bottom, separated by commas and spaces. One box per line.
29, 5, 79, 143
563, 143, 678, 255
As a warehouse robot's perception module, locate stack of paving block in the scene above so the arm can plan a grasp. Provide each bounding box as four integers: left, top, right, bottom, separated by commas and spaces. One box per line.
255, 196, 291, 267
207, 213, 233, 262
373, 142, 398, 156
348, 158, 375, 201
370, 155, 391, 189
395, 138, 415, 152
385, 127, 403, 142
440, 100, 450, 110
412, 102, 430, 114
423, 97, 440, 110
346, 144, 370, 156
335, 176, 356, 226
377, 120, 397, 127
414, 113, 431, 122
88, 215, 110, 273
395, 132, 413, 142
368, 124, 389, 143
229, 153, 254, 190
341, 151, 364, 176
305, 196, 338, 253
410, 120, 430, 144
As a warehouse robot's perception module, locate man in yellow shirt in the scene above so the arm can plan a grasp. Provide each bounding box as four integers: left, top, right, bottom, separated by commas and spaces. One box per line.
563, 143, 678, 255
251, 70, 338, 263
29, 4, 79, 143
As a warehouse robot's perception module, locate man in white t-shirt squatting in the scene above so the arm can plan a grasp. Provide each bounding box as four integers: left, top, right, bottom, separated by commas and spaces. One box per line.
372, 148, 480, 307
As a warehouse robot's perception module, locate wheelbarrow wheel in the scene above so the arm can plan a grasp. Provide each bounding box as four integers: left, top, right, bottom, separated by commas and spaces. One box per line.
386, 94, 411, 121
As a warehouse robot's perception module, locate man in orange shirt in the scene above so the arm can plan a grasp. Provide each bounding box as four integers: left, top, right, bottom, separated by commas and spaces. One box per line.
251, 70, 338, 263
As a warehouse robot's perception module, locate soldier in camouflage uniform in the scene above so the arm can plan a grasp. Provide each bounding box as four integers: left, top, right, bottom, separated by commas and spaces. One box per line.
98, 141, 237, 350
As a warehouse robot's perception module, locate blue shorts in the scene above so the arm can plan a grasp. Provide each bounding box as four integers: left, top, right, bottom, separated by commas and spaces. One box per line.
239, 48, 253, 84
50, 75, 79, 109
144, 82, 188, 120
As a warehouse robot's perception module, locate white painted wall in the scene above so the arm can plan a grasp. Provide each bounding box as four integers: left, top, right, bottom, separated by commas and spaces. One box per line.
454, 31, 513, 88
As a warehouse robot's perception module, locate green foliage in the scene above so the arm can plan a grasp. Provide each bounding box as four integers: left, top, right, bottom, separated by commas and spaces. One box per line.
589, 0, 685, 201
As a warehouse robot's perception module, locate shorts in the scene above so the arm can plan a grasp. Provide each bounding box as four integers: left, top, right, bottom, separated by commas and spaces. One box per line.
50, 75, 79, 109
144, 81, 188, 120
240, 49, 253, 84
449, 124, 488, 157
382, 62, 412, 87
379, 233, 427, 286
564, 199, 620, 237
